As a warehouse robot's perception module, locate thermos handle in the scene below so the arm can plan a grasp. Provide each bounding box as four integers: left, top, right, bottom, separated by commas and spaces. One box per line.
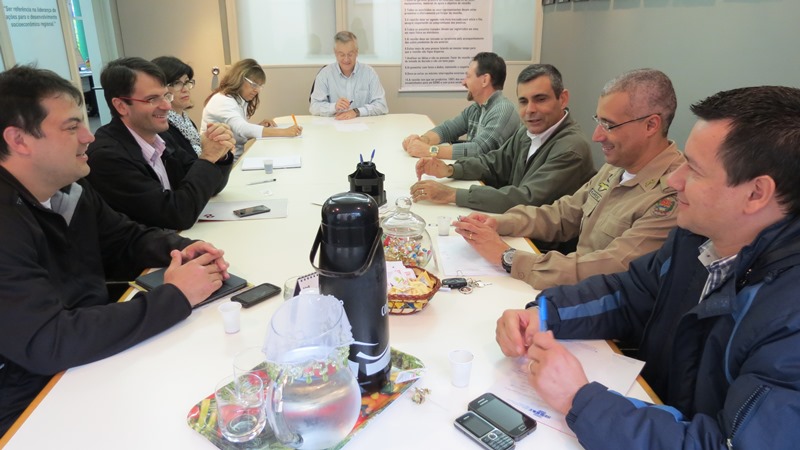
309, 226, 382, 278
266, 370, 302, 447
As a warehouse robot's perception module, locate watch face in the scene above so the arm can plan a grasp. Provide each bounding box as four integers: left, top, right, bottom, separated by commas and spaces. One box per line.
429, 145, 439, 155
503, 249, 515, 265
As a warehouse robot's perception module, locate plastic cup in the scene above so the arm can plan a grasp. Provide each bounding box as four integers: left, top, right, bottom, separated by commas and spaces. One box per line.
263, 159, 273, 174
283, 276, 299, 300
218, 301, 242, 334
437, 216, 451, 236
449, 349, 474, 388
215, 373, 267, 442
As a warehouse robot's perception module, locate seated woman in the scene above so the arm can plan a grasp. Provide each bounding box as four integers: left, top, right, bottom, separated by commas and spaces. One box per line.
202, 58, 302, 159
152, 56, 201, 157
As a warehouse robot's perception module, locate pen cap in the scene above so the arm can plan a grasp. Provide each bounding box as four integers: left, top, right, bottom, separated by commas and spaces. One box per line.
348, 161, 386, 206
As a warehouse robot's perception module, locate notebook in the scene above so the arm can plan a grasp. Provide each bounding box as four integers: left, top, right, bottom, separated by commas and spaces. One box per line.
133, 268, 248, 309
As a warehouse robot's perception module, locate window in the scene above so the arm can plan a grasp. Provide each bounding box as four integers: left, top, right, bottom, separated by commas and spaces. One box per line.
233, 0, 537, 65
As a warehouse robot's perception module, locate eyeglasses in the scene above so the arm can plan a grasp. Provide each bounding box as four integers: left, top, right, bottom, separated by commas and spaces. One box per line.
243, 76, 263, 90
593, 113, 658, 132
118, 92, 174, 106
167, 79, 195, 90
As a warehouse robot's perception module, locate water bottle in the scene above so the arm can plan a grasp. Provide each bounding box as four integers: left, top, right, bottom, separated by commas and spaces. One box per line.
309, 192, 390, 393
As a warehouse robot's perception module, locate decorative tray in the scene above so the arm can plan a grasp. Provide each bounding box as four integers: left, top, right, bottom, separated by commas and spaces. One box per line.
187, 348, 424, 449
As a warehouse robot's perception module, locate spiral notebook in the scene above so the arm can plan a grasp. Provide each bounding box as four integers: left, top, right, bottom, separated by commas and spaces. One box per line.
132, 268, 248, 308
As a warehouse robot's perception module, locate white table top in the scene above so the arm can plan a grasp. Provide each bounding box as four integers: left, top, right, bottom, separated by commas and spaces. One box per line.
3, 114, 650, 449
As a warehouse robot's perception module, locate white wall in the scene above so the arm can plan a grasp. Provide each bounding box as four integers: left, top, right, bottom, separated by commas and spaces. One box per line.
540, 0, 800, 165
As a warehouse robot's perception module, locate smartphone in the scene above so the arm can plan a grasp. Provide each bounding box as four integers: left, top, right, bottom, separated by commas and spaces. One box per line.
231, 283, 281, 308
233, 205, 270, 217
468, 393, 537, 441
454, 411, 515, 450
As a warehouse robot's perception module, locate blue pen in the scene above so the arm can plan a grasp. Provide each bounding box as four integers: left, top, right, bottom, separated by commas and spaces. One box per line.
370, 148, 375, 162
539, 295, 548, 332
359, 153, 364, 163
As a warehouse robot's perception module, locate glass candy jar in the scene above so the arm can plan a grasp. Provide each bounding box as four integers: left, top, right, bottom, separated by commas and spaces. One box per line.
380, 197, 432, 267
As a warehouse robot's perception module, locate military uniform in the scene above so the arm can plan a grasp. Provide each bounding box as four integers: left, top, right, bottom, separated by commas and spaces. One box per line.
495, 142, 684, 289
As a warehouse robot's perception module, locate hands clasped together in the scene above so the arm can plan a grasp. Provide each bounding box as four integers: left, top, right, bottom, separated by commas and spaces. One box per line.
402, 134, 433, 158
163, 241, 231, 307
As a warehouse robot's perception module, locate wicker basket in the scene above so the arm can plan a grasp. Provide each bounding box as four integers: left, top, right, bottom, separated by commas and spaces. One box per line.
387, 266, 441, 315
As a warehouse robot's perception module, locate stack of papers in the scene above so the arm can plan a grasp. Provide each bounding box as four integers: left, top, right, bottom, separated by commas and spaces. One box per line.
241, 155, 302, 171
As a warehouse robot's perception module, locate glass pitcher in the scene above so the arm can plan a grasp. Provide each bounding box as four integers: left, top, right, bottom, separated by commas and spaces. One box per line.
263, 291, 362, 449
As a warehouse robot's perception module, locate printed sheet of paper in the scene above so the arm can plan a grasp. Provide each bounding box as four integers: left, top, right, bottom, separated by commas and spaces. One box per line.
198, 199, 288, 221
436, 235, 508, 276
240, 155, 302, 171
489, 340, 645, 437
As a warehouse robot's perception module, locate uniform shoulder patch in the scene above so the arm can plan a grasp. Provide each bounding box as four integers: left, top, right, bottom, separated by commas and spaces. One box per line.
652, 195, 677, 217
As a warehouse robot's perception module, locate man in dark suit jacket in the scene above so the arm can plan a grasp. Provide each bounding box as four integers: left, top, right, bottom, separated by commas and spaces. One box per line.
87, 57, 235, 230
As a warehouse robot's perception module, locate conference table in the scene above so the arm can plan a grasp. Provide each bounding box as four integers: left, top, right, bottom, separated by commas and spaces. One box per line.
2, 114, 653, 449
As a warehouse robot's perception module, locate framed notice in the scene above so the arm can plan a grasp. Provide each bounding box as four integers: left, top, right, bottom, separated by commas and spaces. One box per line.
400, 0, 493, 92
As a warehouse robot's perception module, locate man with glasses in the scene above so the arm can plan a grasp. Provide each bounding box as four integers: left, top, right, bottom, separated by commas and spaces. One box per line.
87, 57, 236, 230
0, 65, 231, 436
497, 85, 800, 449
402, 52, 520, 160
309, 31, 388, 119
454, 69, 684, 289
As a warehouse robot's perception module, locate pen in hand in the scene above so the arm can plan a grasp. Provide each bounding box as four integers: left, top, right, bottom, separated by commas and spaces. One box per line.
291, 114, 298, 127
247, 178, 277, 185
539, 295, 548, 332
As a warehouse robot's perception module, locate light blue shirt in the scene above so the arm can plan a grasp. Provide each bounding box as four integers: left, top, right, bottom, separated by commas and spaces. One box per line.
309, 61, 388, 117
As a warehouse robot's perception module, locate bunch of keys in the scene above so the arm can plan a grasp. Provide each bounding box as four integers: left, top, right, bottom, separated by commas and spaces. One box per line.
441, 277, 492, 294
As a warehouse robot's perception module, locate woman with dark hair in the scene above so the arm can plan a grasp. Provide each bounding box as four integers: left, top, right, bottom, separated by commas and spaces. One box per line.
152, 56, 202, 157
202, 58, 302, 158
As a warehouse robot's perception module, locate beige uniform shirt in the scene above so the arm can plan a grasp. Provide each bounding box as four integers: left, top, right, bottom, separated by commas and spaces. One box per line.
495, 142, 685, 289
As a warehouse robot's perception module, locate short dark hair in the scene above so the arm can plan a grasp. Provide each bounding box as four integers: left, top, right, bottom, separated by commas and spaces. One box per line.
151, 56, 194, 85
100, 57, 166, 118
691, 86, 800, 216
517, 64, 564, 98
473, 52, 507, 91
0, 65, 83, 159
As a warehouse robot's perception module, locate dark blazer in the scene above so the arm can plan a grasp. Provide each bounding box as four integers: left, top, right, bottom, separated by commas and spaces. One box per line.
164, 121, 199, 159
86, 117, 232, 230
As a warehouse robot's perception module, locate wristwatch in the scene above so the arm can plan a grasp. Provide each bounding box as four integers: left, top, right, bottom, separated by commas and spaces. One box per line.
501, 248, 516, 273
429, 145, 439, 156
354, 108, 361, 117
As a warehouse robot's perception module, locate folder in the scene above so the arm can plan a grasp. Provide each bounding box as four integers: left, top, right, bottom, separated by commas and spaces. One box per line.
132, 268, 248, 308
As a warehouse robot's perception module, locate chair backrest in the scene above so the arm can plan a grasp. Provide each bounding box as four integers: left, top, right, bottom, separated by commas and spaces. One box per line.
309, 65, 326, 104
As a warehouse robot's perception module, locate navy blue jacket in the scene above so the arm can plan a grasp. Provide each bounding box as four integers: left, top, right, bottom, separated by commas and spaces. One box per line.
540, 216, 800, 449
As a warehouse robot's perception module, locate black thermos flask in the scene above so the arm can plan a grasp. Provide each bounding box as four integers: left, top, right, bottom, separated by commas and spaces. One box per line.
310, 192, 390, 393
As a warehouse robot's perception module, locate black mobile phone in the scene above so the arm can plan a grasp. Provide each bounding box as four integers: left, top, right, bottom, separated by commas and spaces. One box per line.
231, 283, 281, 308
233, 205, 270, 217
468, 393, 537, 441
454, 411, 515, 450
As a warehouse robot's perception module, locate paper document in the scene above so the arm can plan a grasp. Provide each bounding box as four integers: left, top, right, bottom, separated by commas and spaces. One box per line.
334, 121, 369, 132
437, 235, 509, 277
241, 155, 302, 171
490, 340, 645, 437
199, 199, 288, 221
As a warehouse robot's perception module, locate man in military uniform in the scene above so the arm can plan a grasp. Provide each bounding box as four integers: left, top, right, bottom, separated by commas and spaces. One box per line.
454, 69, 684, 290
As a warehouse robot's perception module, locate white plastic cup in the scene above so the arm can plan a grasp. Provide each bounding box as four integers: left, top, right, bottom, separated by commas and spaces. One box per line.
218, 301, 242, 334
263, 159, 274, 174
437, 216, 451, 236
449, 349, 474, 388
